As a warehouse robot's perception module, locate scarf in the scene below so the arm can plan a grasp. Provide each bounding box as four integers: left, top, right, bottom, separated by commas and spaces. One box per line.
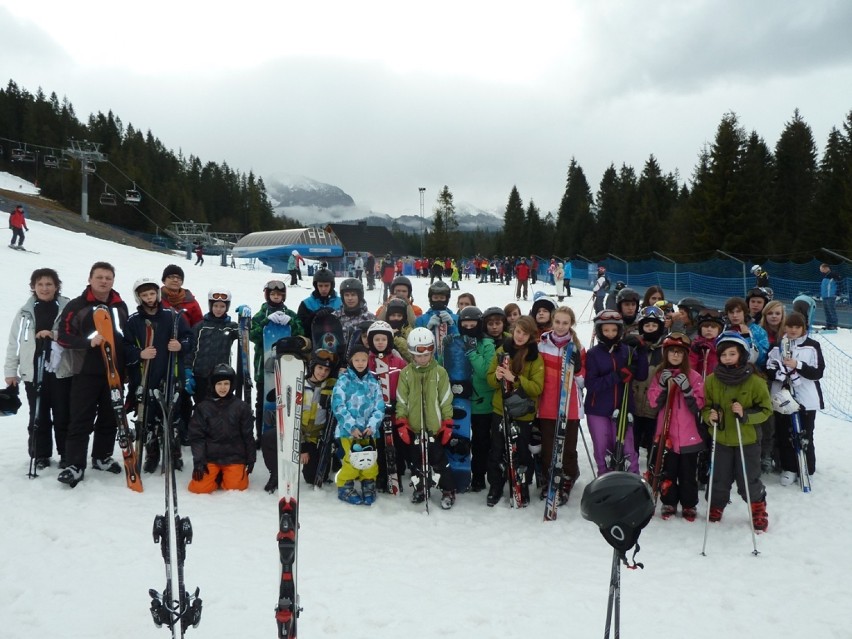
713, 361, 754, 386
162, 288, 186, 307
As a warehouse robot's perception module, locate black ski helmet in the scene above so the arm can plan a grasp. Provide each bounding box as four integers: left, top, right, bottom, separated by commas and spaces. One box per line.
458, 306, 483, 338
210, 363, 236, 393
385, 297, 409, 330
339, 277, 364, 303
482, 306, 507, 335
746, 287, 772, 303
616, 288, 640, 323
308, 349, 335, 377
428, 281, 451, 310
581, 471, 654, 566
0, 383, 22, 416
391, 275, 413, 298
313, 267, 335, 287
676, 297, 705, 325
696, 308, 725, 331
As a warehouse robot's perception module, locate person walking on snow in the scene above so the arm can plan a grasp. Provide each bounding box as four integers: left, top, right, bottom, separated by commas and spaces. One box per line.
9, 205, 29, 249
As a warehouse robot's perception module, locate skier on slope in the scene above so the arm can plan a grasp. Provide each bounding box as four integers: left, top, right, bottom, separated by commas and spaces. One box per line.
55, 261, 130, 486
124, 278, 194, 473
8, 204, 29, 249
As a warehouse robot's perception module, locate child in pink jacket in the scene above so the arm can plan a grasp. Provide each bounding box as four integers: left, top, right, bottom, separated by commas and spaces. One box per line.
646, 333, 706, 521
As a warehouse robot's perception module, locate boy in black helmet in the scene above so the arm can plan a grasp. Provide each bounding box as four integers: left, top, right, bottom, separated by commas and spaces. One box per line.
296, 267, 342, 331
187, 364, 256, 493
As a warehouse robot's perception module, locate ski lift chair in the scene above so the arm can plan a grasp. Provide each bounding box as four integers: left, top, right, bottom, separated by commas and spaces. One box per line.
83, 161, 96, 173
11, 148, 25, 162
125, 187, 142, 204
99, 186, 117, 206
43, 154, 58, 168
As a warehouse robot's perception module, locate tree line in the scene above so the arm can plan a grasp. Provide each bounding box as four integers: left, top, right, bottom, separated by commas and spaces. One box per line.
0, 80, 300, 235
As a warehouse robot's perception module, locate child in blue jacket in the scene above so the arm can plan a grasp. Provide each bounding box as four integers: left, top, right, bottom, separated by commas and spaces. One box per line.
331, 344, 385, 505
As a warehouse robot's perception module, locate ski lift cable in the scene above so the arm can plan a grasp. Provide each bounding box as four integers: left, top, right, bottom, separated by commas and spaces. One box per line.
93, 174, 162, 230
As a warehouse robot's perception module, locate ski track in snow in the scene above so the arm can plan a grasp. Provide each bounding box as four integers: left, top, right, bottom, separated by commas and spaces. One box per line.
1, 197, 851, 637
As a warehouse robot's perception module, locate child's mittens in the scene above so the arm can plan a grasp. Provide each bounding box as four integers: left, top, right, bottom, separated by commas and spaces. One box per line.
396, 418, 413, 444
437, 419, 454, 445
427, 315, 441, 329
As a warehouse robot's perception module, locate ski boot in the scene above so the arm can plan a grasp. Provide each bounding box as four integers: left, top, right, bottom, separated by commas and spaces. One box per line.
486, 486, 502, 507
361, 480, 377, 506
470, 475, 486, 493
92, 456, 121, 474
709, 506, 724, 523
661, 504, 676, 520
264, 474, 277, 494
57, 465, 85, 487
682, 507, 697, 522
440, 490, 456, 510
410, 485, 426, 504
338, 481, 363, 505
143, 441, 160, 474
751, 500, 768, 532
35, 457, 51, 470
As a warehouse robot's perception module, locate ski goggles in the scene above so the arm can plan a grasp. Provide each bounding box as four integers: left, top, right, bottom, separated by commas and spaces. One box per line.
265, 281, 286, 292
654, 300, 675, 314
662, 331, 691, 349
210, 292, 230, 301
595, 310, 623, 323
314, 349, 337, 363
411, 344, 435, 354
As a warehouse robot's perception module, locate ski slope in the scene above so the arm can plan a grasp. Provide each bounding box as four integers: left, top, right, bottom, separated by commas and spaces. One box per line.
1, 198, 850, 638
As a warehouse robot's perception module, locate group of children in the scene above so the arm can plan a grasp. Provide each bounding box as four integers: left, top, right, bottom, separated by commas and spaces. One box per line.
6, 261, 827, 531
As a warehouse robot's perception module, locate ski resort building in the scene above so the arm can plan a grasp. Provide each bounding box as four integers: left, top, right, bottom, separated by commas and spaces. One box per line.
232, 227, 344, 273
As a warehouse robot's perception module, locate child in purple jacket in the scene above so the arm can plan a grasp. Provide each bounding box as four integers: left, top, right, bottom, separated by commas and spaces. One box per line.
583, 310, 648, 475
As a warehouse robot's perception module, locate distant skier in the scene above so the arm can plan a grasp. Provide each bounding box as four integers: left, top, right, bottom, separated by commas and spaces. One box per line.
9, 204, 29, 249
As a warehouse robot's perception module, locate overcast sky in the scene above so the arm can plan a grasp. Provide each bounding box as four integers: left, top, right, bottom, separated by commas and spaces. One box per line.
2, 0, 851, 218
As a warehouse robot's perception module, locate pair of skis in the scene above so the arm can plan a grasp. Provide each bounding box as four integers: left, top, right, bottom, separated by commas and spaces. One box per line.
374, 355, 401, 495
273, 344, 306, 638
148, 309, 202, 637
543, 343, 575, 521
781, 337, 812, 493
26, 340, 48, 479
645, 379, 676, 506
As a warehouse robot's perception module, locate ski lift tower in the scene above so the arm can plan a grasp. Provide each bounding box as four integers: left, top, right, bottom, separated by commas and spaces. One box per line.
64, 140, 107, 222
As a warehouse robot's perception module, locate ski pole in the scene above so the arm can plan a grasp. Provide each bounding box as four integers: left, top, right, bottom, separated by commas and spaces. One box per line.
578, 419, 597, 478
27, 339, 47, 479
733, 406, 760, 556
700, 409, 719, 557
603, 548, 621, 639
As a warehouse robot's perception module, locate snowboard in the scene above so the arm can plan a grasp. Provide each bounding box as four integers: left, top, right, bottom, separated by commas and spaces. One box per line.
440, 335, 473, 492
310, 313, 345, 364
273, 351, 305, 638
263, 321, 292, 435
92, 306, 143, 492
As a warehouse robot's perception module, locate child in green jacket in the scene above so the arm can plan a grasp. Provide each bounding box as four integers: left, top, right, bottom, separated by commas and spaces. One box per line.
701, 332, 772, 532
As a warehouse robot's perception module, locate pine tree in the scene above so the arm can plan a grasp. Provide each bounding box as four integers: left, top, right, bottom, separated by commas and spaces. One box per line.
501, 186, 526, 256
814, 125, 851, 250
555, 158, 595, 256
733, 131, 774, 254
589, 164, 619, 257
772, 109, 818, 253
525, 200, 546, 257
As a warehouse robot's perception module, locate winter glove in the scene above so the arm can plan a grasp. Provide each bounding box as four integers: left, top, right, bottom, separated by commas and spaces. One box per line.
570, 349, 582, 374
184, 369, 196, 395
246, 462, 254, 475
396, 418, 413, 445
426, 314, 441, 330
673, 372, 691, 393
659, 369, 673, 387
268, 311, 290, 326
619, 367, 633, 385
192, 463, 208, 482
438, 311, 455, 326
437, 419, 454, 445
463, 336, 477, 355
45, 342, 64, 373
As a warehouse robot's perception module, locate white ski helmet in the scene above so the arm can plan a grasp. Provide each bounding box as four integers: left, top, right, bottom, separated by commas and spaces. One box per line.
771, 388, 800, 415
292, 250, 299, 256
367, 320, 394, 353
133, 277, 161, 306
208, 288, 232, 311
407, 327, 435, 354
349, 443, 378, 471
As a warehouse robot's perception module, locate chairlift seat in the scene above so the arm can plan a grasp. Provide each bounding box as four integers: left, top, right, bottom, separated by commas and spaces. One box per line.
100, 193, 117, 206
83, 161, 96, 173
125, 190, 142, 204
44, 155, 58, 168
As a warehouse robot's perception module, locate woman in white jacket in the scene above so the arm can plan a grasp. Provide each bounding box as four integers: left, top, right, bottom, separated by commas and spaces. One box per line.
765, 311, 825, 485
4, 268, 72, 470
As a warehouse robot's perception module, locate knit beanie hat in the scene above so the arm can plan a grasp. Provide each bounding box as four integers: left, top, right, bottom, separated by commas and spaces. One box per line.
162, 264, 185, 282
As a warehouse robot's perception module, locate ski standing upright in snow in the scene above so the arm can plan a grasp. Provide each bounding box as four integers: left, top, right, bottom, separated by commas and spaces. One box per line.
149, 309, 202, 637
543, 342, 574, 521
781, 337, 812, 493
273, 342, 306, 638
92, 305, 143, 492
499, 353, 524, 509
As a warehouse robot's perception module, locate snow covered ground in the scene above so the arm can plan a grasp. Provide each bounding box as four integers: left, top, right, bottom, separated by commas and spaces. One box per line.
1, 184, 851, 637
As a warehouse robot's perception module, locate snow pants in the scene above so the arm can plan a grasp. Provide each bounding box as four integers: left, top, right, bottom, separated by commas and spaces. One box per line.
659, 449, 700, 509
188, 462, 249, 493
405, 434, 455, 490
470, 413, 492, 484
709, 442, 765, 510
586, 413, 638, 475
538, 418, 580, 483
64, 374, 118, 469
487, 413, 533, 489
774, 409, 816, 476
335, 437, 379, 485
24, 374, 71, 459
